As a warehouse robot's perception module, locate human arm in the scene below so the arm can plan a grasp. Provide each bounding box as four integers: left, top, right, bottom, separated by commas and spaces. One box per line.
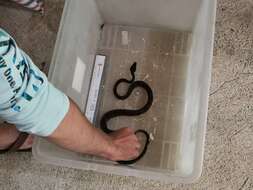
47, 99, 141, 161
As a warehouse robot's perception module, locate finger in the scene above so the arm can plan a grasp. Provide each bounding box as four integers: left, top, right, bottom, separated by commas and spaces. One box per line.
131, 149, 140, 158
135, 142, 141, 149
121, 140, 141, 151
124, 127, 135, 133
120, 150, 139, 160
119, 135, 139, 144
118, 127, 135, 136
110, 127, 134, 138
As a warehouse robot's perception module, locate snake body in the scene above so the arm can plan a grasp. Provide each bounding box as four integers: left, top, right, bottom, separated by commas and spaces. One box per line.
100, 62, 153, 165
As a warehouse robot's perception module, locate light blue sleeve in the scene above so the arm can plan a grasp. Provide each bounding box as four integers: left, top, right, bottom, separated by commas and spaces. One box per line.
0, 28, 70, 136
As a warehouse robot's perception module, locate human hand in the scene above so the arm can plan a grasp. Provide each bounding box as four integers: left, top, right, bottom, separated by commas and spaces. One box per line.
106, 127, 141, 161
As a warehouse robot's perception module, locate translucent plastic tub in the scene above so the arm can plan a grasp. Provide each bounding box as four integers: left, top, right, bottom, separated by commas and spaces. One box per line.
33, 0, 217, 183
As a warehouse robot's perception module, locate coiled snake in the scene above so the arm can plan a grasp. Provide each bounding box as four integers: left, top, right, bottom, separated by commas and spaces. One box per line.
100, 62, 153, 165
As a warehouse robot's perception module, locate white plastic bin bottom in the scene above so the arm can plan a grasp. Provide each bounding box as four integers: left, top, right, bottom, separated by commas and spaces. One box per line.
90, 25, 192, 171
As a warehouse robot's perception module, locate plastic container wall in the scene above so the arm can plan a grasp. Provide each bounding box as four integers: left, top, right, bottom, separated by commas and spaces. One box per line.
179, 0, 217, 181
33, 0, 216, 183
48, 0, 103, 112
95, 0, 202, 30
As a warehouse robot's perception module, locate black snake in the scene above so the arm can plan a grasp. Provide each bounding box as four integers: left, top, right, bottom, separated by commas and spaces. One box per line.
100, 62, 154, 165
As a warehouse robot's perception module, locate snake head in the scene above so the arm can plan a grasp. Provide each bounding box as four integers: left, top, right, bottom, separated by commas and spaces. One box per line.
130, 62, 137, 73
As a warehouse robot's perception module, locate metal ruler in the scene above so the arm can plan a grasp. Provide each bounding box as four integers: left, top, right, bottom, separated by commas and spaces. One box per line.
85, 55, 106, 124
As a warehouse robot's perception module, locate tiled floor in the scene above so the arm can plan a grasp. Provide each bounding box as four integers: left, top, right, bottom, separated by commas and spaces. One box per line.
95, 25, 191, 169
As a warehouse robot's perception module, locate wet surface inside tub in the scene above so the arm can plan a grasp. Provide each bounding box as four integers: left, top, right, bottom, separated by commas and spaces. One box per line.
90, 24, 192, 170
